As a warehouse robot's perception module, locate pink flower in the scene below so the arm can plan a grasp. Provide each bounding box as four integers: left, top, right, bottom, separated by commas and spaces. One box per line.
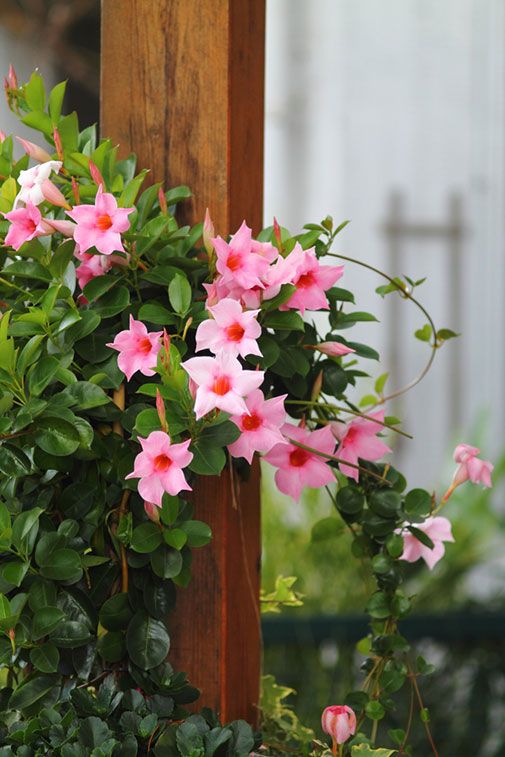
331, 410, 392, 482
314, 342, 355, 357
4, 201, 47, 250
213, 221, 271, 289
264, 424, 336, 501
106, 315, 162, 380
126, 430, 193, 506
14, 160, 62, 206
280, 244, 344, 315
182, 352, 264, 419
321, 705, 356, 745
228, 390, 286, 463
196, 298, 262, 358
400, 516, 454, 570
74, 246, 112, 290
452, 443, 493, 488
67, 185, 134, 255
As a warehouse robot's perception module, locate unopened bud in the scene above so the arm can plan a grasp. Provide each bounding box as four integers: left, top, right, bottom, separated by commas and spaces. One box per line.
156, 389, 168, 432
53, 127, 64, 161
8, 65, 18, 90
89, 159, 104, 188
273, 216, 283, 251
310, 369, 323, 402
41, 178, 71, 210
15, 136, 52, 163
71, 176, 80, 204
203, 208, 215, 257
144, 501, 161, 523
158, 186, 168, 215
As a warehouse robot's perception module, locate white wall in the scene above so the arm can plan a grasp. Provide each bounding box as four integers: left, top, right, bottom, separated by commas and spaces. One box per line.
265, 0, 505, 487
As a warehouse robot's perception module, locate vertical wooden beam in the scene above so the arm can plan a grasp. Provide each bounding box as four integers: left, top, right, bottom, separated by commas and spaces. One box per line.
101, 0, 264, 724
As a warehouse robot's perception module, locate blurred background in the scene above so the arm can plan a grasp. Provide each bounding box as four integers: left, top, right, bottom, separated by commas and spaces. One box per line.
1, 1, 505, 754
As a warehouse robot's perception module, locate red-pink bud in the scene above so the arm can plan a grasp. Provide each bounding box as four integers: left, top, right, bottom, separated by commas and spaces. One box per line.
89, 159, 104, 188
0, 130, 7, 143
53, 127, 64, 161
273, 216, 282, 246
321, 705, 356, 745
144, 501, 161, 523
15, 136, 52, 163
41, 178, 71, 210
155, 389, 168, 432
158, 186, 168, 215
8, 65, 18, 90
71, 176, 80, 204
203, 208, 215, 257
314, 342, 355, 358
161, 329, 171, 370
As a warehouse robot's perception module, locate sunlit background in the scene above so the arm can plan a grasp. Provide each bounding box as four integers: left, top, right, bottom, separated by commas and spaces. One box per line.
1, 1, 505, 754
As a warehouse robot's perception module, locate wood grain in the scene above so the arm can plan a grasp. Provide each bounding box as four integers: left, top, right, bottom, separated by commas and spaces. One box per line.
101, 0, 265, 723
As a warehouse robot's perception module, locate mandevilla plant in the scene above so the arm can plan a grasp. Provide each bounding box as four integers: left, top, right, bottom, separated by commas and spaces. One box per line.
0, 69, 494, 757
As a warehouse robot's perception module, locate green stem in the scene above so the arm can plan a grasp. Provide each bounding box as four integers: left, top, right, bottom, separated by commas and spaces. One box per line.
285, 399, 412, 439
286, 437, 391, 485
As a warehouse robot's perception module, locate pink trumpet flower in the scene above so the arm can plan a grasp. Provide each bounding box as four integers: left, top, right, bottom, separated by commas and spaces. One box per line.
182, 352, 264, 420
106, 315, 162, 380
280, 244, 344, 314
14, 160, 62, 206
126, 431, 193, 506
400, 516, 454, 570
314, 342, 355, 357
264, 424, 336, 502
195, 298, 262, 358
67, 185, 134, 255
15, 136, 52, 163
442, 443, 493, 502
228, 390, 286, 463
41, 179, 71, 209
44, 219, 76, 237
74, 247, 113, 290
213, 221, 271, 289
331, 410, 392, 482
321, 705, 356, 746
3, 201, 47, 250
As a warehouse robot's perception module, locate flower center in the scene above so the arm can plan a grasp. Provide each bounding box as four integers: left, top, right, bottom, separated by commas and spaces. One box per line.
153, 454, 172, 472
297, 271, 315, 288
138, 336, 153, 355
242, 412, 261, 431
96, 213, 113, 231
212, 375, 231, 395
226, 322, 245, 342
227, 251, 242, 271
26, 219, 37, 234
289, 447, 309, 467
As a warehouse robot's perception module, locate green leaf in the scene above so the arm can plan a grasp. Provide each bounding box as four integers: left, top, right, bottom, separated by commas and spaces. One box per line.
189, 441, 226, 476
163, 528, 188, 550
61, 381, 110, 410
168, 274, 192, 315
24, 72, 46, 111
0, 444, 32, 477
99, 593, 133, 631
264, 311, 305, 331
150, 546, 183, 579
30, 642, 60, 673
404, 488, 432, 517
82, 274, 119, 301
126, 611, 170, 669
1, 560, 29, 587
366, 592, 391, 619
48, 81, 67, 123
11, 508, 43, 551
93, 285, 130, 318
179, 521, 212, 548
436, 328, 459, 342
34, 417, 80, 456
9, 675, 59, 712
374, 372, 389, 395
3, 260, 52, 281
415, 323, 432, 342
311, 517, 344, 542
97, 630, 126, 663
368, 490, 402, 518
32, 607, 65, 640
365, 700, 386, 720
131, 523, 162, 553
39, 549, 82, 582
386, 533, 404, 559
336, 486, 365, 515
138, 302, 176, 325
28, 356, 60, 396
78, 716, 113, 748
50, 620, 92, 648
351, 746, 396, 757
407, 525, 434, 550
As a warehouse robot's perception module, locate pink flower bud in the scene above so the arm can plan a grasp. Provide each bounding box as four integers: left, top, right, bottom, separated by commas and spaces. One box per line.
89, 159, 105, 188
71, 176, 80, 204
8, 65, 18, 90
41, 178, 71, 210
15, 136, 52, 163
158, 186, 168, 215
0, 130, 7, 143
43, 219, 76, 237
314, 342, 356, 357
203, 208, 215, 257
321, 705, 356, 746
273, 216, 283, 251
310, 369, 323, 402
156, 389, 168, 432
53, 127, 64, 161
144, 501, 160, 523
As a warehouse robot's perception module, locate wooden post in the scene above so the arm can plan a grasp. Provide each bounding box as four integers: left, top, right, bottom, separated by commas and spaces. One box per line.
101, 0, 265, 724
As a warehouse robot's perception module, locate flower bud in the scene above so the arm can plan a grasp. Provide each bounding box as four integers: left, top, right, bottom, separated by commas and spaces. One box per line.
203, 208, 215, 257
314, 342, 355, 357
273, 216, 283, 251
156, 389, 168, 432
310, 369, 323, 402
144, 501, 160, 523
41, 178, 71, 210
53, 126, 64, 161
8, 65, 18, 90
89, 159, 104, 188
15, 136, 52, 163
158, 186, 168, 215
71, 176, 80, 204
321, 705, 356, 746
44, 218, 76, 237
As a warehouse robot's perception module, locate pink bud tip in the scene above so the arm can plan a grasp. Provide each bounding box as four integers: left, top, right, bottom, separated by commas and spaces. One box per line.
144, 501, 161, 523
273, 216, 283, 248
53, 127, 64, 161
15, 136, 52, 163
0, 130, 6, 143
8, 65, 18, 90
158, 187, 168, 215
41, 179, 71, 210
71, 176, 80, 204
89, 159, 105, 188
